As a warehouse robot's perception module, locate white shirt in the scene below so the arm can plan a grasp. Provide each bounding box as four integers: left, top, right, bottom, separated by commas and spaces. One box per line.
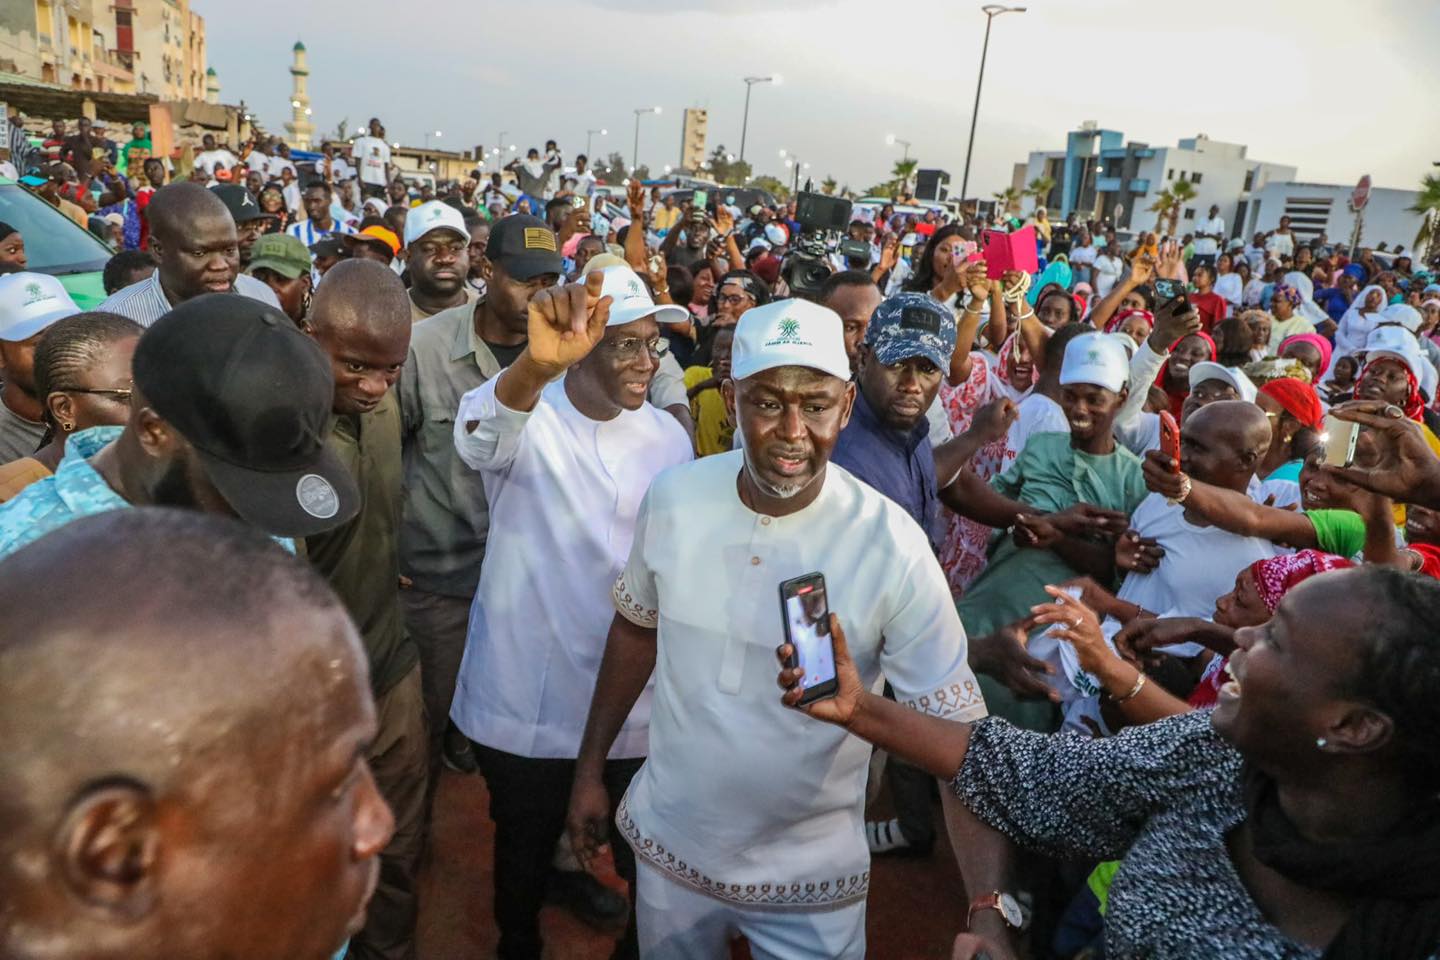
1265, 231, 1295, 258
1093, 253, 1124, 298
1069, 243, 1097, 268
450, 375, 692, 759
352, 136, 391, 186
613, 452, 986, 911
195, 148, 238, 177
571, 170, 597, 197
282, 181, 302, 213
97, 269, 280, 328
267, 156, 297, 179
1193, 216, 1226, 256
1116, 493, 1287, 655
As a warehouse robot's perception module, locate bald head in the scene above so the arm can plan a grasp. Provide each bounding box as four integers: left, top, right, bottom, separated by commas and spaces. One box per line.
147, 181, 230, 244
304, 259, 412, 416
308, 258, 411, 339
0, 508, 389, 960
1183, 400, 1272, 490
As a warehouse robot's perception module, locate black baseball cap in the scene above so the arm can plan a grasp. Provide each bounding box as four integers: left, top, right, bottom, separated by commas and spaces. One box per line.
485, 215, 563, 280
132, 294, 359, 538
309, 235, 347, 259
209, 183, 273, 224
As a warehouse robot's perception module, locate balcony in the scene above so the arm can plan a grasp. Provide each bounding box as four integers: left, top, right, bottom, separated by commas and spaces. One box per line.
1128, 178, 1150, 193
1095, 176, 1122, 192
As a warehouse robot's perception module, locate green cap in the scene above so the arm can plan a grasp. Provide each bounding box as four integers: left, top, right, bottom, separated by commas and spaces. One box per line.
246, 234, 312, 280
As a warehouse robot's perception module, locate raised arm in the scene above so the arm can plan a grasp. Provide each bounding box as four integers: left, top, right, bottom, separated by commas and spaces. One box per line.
934, 398, 1018, 486
489, 272, 611, 414
1089, 252, 1154, 333
945, 261, 994, 385
1141, 451, 1319, 547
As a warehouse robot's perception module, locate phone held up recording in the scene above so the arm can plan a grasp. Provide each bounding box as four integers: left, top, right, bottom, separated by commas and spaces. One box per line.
1321, 414, 1360, 468
1159, 411, 1181, 473
780, 572, 838, 705
1153, 277, 1188, 312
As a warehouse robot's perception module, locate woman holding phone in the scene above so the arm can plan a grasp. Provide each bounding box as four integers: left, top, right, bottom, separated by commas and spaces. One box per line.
778, 565, 1440, 960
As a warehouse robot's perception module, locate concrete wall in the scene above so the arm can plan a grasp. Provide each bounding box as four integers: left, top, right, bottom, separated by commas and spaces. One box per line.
1248, 181, 1422, 251
0, 1, 41, 77
1134, 146, 1297, 238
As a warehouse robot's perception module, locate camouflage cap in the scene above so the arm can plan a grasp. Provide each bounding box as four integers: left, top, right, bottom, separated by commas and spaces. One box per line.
865, 292, 956, 370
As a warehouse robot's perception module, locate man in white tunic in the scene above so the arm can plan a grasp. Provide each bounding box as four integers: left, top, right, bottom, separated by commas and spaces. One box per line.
568, 298, 989, 959
450, 265, 692, 960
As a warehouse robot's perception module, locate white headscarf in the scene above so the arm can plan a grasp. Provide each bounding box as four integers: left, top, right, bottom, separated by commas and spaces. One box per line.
1335, 283, 1389, 357
1282, 271, 1329, 326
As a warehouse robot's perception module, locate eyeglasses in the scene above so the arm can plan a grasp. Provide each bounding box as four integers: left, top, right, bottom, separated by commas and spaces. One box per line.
609, 336, 667, 362
716, 293, 754, 307
64, 387, 133, 404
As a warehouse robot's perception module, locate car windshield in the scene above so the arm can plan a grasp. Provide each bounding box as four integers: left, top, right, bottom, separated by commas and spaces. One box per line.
0, 183, 112, 275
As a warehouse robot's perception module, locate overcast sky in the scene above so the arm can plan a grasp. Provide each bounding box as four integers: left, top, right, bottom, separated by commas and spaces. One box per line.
206, 0, 1440, 196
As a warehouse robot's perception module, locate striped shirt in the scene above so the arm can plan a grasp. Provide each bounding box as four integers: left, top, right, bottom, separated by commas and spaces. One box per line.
98, 269, 281, 328
286, 217, 357, 248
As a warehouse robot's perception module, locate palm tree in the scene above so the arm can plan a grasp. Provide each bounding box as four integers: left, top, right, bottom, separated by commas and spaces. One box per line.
1148, 180, 1198, 238
1408, 173, 1440, 259
1025, 175, 1056, 209
891, 159, 919, 195
992, 186, 1021, 214
821, 175, 838, 196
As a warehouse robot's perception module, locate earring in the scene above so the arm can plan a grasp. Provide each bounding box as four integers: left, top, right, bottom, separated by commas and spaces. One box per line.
1315, 737, 1328, 749
61, 422, 74, 432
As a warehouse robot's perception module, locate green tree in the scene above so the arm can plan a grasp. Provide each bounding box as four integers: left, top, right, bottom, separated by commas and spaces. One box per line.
1408, 172, 1440, 257
592, 151, 630, 182
632, 164, 652, 182
704, 144, 753, 186
333, 118, 349, 144
993, 186, 1021, 213
1148, 179, 1198, 238
892, 159, 919, 195
751, 174, 790, 201
1025, 175, 1056, 209
821, 175, 838, 196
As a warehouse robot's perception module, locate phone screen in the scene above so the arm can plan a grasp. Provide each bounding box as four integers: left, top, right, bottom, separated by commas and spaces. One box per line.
780, 574, 836, 702
693, 189, 709, 210
1322, 415, 1360, 467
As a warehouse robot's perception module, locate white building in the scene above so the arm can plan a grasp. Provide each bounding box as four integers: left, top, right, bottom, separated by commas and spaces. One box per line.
1245, 181, 1422, 252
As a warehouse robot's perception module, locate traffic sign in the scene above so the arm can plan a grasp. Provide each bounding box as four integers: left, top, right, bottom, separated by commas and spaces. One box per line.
1351, 174, 1372, 211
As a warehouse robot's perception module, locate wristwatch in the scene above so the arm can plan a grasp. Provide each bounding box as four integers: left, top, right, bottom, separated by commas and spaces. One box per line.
967, 891, 1024, 930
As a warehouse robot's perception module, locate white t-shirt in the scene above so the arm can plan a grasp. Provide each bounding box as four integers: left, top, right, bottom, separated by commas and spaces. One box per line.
614, 452, 985, 911
267, 155, 297, 179
1193, 216, 1226, 256
195, 148, 238, 177
1093, 254, 1124, 298
1265, 231, 1295, 258
1116, 493, 1287, 655
1069, 244, 1098, 268
352, 136, 391, 186
450, 376, 693, 759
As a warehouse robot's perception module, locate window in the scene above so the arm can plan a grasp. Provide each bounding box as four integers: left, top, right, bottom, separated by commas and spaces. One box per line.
1182, 207, 1196, 220
1166, 168, 1174, 180
1191, 172, 1202, 184
1243, 170, 1254, 192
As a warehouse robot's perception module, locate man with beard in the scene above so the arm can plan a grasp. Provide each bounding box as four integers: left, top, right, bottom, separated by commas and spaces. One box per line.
302, 261, 426, 960
0, 294, 359, 556
403, 200, 475, 323
453, 264, 692, 960
0, 508, 394, 960
567, 298, 986, 959
99, 183, 280, 325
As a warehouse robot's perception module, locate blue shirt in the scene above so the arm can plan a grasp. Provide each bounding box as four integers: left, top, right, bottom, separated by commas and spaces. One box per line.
0, 425, 296, 558
829, 389, 940, 550
0, 426, 127, 559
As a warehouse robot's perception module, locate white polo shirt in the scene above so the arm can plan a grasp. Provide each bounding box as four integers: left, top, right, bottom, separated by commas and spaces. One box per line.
450, 375, 693, 759
612, 451, 987, 911
1193, 215, 1226, 256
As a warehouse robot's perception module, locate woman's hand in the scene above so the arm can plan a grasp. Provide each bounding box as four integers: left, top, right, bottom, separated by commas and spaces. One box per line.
1030, 586, 1115, 678
1114, 616, 1218, 666
1116, 529, 1164, 573
1055, 576, 1118, 617
776, 614, 863, 727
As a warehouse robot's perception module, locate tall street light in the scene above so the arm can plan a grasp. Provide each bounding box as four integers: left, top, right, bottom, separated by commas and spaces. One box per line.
739, 74, 781, 163
960, 4, 1026, 203
586, 127, 607, 156
780, 149, 809, 195
885, 134, 913, 163
495, 130, 507, 162
633, 106, 661, 173
423, 130, 442, 150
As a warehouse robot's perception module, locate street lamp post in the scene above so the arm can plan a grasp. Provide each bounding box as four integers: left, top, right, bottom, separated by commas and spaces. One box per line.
781, 149, 809, 195
960, 4, 1026, 203
423, 130, 442, 150
632, 107, 661, 174
739, 74, 781, 163
885, 134, 913, 163
586, 127, 608, 156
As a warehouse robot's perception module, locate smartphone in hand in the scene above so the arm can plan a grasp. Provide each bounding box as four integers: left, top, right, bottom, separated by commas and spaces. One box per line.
1322, 414, 1360, 467
780, 573, 837, 704
1159, 411, 1181, 473
1154, 277, 1188, 311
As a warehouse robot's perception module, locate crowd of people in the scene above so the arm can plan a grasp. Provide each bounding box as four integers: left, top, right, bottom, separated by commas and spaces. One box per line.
2, 111, 1440, 960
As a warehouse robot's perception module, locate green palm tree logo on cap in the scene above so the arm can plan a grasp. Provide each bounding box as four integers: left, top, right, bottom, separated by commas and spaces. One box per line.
778, 317, 800, 338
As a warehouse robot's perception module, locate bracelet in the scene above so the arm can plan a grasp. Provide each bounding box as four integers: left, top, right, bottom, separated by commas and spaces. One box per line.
1015, 310, 1036, 322
1168, 474, 1193, 505
1111, 672, 1147, 704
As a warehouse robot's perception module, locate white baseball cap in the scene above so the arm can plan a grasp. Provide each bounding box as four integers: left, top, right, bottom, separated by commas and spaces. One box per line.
593, 264, 689, 327
1363, 325, 1423, 381
730, 299, 851, 383
1059, 332, 1130, 393
1188, 362, 1257, 402
0, 272, 80, 342
1381, 302, 1423, 334
403, 200, 469, 249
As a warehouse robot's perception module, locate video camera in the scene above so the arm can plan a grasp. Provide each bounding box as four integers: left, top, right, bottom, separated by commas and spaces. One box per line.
781, 192, 853, 299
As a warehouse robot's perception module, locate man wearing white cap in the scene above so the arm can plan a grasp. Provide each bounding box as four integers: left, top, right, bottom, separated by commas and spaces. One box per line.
450, 264, 692, 960
404, 200, 477, 323
567, 298, 987, 958
0, 273, 80, 462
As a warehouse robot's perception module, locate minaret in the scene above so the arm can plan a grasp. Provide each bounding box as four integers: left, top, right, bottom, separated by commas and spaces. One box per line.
205, 66, 220, 104
283, 41, 315, 149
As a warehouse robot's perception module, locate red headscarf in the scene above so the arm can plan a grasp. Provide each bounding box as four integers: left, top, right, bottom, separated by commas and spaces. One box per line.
1188, 550, 1353, 708
1153, 331, 1217, 418
1259, 378, 1324, 430
1357, 357, 1424, 422
1103, 307, 1154, 336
